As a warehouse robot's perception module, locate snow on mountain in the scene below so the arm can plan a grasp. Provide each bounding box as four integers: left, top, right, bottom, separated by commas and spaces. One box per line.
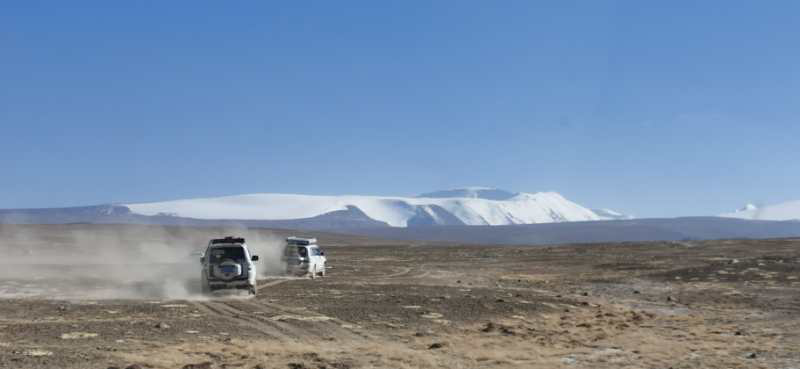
417, 187, 517, 201
720, 200, 800, 221
124, 188, 626, 227
590, 208, 633, 220
739, 203, 758, 212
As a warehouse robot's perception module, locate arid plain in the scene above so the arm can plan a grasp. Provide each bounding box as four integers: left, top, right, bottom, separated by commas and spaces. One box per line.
0, 224, 798, 369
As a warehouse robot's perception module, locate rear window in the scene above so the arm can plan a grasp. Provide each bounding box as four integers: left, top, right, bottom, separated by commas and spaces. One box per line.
208, 246, 246, 262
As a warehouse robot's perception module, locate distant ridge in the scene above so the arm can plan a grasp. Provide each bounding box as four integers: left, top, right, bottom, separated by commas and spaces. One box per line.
119, 188, 628, 227
339, 217, 800, 245
2, 206, 798, 245
721, 200, 800, 222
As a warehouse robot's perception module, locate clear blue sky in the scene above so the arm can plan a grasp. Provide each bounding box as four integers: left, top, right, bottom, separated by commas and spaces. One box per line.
2, 1, 799, 217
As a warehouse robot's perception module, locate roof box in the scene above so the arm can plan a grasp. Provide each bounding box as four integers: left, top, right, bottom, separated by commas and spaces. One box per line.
286, 236, 317, 246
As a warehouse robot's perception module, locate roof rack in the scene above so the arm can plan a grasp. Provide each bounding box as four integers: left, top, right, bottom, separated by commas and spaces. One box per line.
286, 236, 317, 246
210, 236, 245, 245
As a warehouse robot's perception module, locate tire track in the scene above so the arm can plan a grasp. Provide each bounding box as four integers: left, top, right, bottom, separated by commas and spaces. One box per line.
254, 299, 373, 341
192, 277, 374, 342
214, 300, 316, 339
191, 301, 294, 340
380, 266, 412, 279
193, 298, 363, 341
256, 278, 293, 291
255, 280, 374, 341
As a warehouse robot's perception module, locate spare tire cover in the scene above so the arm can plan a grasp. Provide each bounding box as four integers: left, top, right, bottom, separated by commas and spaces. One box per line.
213, 259, 243, 280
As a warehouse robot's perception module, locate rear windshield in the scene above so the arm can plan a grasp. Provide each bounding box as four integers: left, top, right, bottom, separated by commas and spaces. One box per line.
208, 247, 246, 262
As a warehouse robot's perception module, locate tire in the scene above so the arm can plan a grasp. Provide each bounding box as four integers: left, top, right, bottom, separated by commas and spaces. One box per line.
200, 274, 209, 294
249, 286, 257, 296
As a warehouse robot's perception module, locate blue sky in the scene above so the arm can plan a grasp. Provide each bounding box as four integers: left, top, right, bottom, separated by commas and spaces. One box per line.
2, 1, 799, 217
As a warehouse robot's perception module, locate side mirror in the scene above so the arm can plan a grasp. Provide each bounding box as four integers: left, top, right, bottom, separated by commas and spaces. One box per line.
251, 255, 259, 261
320, 251, 325, 256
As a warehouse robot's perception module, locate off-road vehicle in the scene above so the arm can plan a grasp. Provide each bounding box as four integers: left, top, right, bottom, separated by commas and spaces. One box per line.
284, 237, 326, 278
200, 236, 259, 295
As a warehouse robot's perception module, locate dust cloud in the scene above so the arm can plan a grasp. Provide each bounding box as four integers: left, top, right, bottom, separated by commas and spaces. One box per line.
0, 224, 288, 300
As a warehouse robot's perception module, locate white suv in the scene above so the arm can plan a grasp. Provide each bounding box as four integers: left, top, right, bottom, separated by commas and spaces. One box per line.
200, 237, 259, 295
284, 237, 326, 278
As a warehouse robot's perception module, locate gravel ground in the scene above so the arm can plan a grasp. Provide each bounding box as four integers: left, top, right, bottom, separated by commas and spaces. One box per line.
1, 226, 799, 368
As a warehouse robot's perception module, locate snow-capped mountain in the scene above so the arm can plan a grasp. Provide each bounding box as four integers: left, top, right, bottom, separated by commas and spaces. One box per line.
720, 200, 800, 221
123, 188, 626, 227
590, 208, 632, 220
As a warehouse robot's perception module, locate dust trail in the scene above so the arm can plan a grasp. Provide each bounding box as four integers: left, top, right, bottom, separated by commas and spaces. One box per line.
0, 224, 288, 300
237, 230, 288, 278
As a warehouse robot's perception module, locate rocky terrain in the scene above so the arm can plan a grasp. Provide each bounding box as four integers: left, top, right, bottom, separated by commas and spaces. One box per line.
0, 224, 799, 368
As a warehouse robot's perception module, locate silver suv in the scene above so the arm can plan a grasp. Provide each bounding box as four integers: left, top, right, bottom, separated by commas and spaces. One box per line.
284, 237, 327, 278
200, 237, 259, 295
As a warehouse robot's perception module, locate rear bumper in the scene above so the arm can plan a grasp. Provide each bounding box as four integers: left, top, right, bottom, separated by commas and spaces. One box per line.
207, 280, 255, 290
287, 263, 311, 275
